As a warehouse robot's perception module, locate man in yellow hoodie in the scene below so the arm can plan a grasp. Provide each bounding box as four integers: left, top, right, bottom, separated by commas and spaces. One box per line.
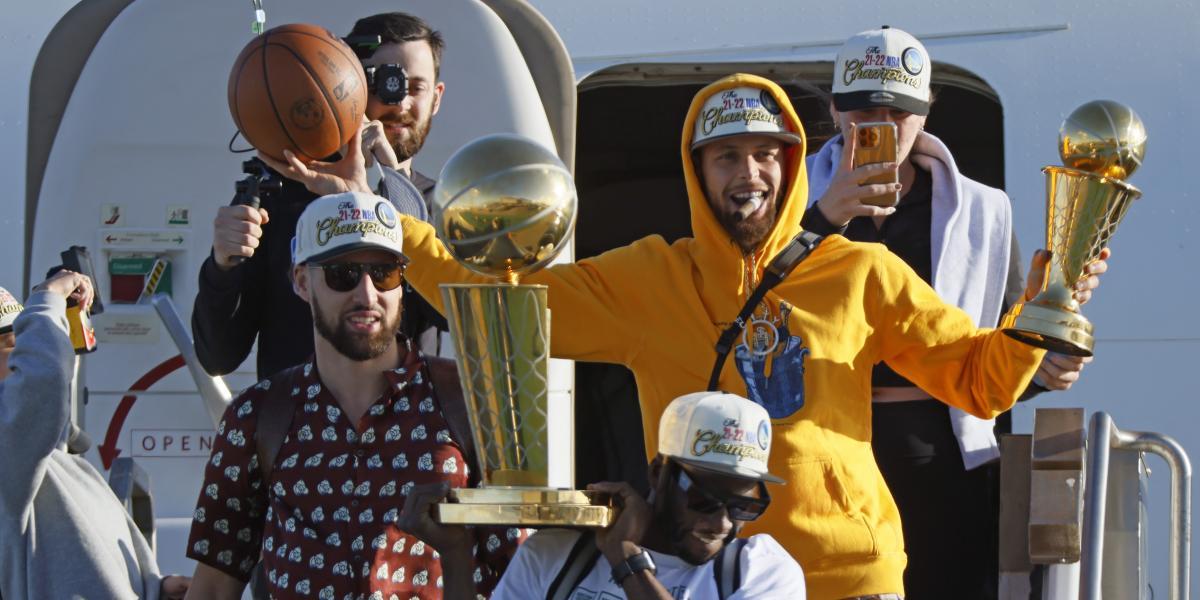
261, 74, 1081, 600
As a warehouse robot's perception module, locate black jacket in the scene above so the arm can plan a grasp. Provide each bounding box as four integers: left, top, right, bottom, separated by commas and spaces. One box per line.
192, 169, 444, 379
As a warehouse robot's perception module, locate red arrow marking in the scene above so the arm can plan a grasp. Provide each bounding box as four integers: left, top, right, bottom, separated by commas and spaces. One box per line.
98, 354, 186, 469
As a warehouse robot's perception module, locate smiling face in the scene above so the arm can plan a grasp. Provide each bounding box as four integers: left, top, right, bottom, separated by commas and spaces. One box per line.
697, 134, 787, 253
655, 462, 760, 565
364, 40, 444, 162
295, 248, 405, 361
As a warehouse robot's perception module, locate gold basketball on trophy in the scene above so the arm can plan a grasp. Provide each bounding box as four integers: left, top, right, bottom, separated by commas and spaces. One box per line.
1002, 101, 1145, 356
431, 134, 576, 283
1059, 100, 1146, 180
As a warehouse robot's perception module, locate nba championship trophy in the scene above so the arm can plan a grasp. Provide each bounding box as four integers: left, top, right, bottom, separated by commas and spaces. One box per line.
431, 134, 613, 527
1002, 101, 1146, 356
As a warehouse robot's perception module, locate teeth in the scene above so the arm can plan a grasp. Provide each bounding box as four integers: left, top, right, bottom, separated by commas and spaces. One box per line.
732, 191, 764, 201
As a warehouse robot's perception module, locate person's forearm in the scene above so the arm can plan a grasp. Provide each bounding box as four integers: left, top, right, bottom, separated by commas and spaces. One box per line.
192, 255, 259, 375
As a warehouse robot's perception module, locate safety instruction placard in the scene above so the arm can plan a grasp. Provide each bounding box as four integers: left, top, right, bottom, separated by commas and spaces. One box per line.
94, 312, 161, 343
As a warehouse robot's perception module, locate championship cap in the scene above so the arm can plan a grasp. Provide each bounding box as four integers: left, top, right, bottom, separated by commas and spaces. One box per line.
0, 287, 23, 334
832, 26, 931, 116
291, 192, 407, 265
658, 391, 784, 484
691, 86, 802, 150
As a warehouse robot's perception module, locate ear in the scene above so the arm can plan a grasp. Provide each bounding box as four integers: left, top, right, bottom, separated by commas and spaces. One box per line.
292, 265, 311, 302
648, 455, 667, 486
828, 99, 841, 130
430, 81, 445, 117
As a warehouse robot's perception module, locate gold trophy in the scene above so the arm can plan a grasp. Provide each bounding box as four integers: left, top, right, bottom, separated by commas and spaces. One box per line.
1001, 101, 1146, 356
430, 134, 613, 527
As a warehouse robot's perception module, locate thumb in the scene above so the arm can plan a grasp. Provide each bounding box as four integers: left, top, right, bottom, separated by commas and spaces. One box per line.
344, 127, 365, 163
1024, 249, 1051, 301
258, 207, 270, 226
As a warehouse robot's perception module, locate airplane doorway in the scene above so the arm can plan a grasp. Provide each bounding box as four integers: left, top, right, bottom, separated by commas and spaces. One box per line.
571, 63, 1004, 491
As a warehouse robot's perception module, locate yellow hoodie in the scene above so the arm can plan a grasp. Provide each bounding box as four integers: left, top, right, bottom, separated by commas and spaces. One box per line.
400, 74, 1044, 599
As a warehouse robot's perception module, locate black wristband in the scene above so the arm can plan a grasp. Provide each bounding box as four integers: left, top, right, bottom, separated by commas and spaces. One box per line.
611, 549, 656, 585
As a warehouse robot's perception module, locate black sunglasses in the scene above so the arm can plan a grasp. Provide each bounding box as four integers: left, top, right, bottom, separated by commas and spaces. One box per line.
313, 261, 406, 292
673, 463, 770, 522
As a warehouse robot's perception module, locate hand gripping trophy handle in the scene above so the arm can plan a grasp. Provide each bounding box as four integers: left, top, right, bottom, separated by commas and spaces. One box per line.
428, 134, 614, 527
1001, 101, 1146, 357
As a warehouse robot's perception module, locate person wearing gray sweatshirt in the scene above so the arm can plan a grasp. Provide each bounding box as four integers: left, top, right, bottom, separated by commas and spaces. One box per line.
0, 271, 190, 599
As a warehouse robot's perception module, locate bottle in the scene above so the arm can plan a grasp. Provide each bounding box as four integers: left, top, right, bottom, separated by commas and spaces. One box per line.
66, 295, 97, 354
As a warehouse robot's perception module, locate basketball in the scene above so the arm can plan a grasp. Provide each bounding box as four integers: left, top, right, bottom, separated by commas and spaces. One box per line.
228, 23, 367, 163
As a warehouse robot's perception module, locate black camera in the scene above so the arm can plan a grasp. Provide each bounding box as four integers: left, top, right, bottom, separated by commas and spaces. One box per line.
234, 158, 283, 211
364, 64, 409, 105
343, 34, 409, 105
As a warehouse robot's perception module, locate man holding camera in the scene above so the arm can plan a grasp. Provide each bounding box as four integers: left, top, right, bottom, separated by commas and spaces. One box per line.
193, 11, 449, 380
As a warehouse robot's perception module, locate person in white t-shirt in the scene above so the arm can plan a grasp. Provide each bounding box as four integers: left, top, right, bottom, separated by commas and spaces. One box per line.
403, 391, 804, 599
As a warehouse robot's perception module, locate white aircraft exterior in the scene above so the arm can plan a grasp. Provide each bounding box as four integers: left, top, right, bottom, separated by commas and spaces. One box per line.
1, 0, 1196, 593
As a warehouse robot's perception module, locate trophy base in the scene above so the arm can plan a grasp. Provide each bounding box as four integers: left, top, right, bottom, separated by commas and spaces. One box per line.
435, 488, 616, 527
1000, 302, 1094, 357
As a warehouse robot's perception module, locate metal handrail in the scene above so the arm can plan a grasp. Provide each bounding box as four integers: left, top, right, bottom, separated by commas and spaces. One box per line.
1081, 411, 1192, 600
149, 293, 231, 428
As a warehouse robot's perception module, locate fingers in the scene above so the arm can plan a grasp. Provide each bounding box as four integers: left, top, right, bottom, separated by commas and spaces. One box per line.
1074, 250, 1110, 304
587, 481, 638, 505
212, 205, 267, 267
361, 120, 399, 170
1036, 352, 1090, 391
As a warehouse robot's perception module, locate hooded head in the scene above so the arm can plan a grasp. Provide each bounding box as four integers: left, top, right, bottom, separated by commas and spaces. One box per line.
681, 75, 809, 266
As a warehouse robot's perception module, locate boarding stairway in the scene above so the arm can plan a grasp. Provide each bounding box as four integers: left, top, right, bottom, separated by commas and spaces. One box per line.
1001, 408, 1192, 599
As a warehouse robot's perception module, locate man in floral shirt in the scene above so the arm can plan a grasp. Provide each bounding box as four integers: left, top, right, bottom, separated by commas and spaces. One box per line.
185, 191, 523, 599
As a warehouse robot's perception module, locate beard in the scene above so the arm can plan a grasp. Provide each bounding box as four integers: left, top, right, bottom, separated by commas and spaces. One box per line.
715, 197, 779, 254
311, 293, 399, 361
380, 111, 433, 162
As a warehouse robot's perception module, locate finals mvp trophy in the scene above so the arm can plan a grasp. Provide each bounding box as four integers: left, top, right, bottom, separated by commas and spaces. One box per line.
1001, 100, 1146, 356
430, 134, 613, 527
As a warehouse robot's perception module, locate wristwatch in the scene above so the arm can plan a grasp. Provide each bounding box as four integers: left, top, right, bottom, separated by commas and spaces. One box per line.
611, 549, 657, 585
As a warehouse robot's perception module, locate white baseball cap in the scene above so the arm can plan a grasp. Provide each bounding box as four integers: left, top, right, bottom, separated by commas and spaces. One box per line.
0, 287, 22, 334
658, 391, 784, 484
691, 86, 802, 150
291, 192, 407, 265
832, 26, 931, 116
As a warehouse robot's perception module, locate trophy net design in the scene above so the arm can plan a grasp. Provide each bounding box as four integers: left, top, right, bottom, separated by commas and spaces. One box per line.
430, 134, 613, 527
1001, 100, 1146, 356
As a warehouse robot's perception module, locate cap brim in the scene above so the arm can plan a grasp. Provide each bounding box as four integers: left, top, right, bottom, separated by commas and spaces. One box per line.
673, 456, 786, 485
299, 242, 410, 266
833, 91, 930, 116
691, 130, 802, 151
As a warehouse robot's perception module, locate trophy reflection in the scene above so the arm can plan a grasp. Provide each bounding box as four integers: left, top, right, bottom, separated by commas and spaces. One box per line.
431, 134, 613, 527
1001, 100, 1146, 356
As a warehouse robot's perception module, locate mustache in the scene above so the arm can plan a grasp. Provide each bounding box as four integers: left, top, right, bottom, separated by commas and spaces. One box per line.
376, 112, 416, 127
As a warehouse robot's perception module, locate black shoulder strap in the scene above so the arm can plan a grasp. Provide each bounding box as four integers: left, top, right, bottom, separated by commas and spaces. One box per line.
713, 537, 748, 600
254, 365, 303, 483
708, 231, 823, 391
546, 531, 601, 600
426, 355, 481, 487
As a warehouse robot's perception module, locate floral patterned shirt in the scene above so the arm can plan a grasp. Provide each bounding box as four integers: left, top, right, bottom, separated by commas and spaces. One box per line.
187, 346, 526, 599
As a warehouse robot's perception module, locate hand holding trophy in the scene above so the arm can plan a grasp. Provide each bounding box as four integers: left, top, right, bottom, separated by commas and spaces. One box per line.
1002, 100, 1146, 356
431, 134, 614, 527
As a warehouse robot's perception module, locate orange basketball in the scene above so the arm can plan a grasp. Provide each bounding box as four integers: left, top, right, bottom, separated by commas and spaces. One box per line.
228, 23, 367, 163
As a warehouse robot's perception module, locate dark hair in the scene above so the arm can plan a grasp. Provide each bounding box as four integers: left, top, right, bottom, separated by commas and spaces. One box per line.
349, 12, 445, 77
